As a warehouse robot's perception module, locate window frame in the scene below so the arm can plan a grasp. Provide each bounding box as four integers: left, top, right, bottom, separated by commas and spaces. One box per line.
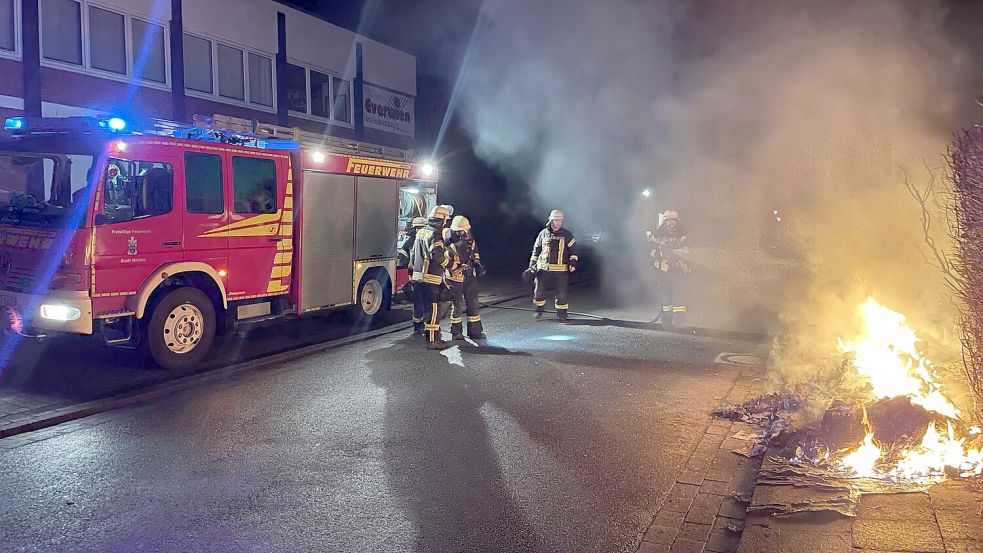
183, 30, 276, 114
38, 0, 171, 90
285, 59, 354, 128
97, 157, 175, 224
0, 0, 22, 60
184, 152, 224, 215
231, 155, 277, 215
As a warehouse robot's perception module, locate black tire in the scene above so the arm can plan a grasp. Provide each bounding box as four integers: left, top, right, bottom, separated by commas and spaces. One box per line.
353, 271, 391, 325
144, 287, 216, 371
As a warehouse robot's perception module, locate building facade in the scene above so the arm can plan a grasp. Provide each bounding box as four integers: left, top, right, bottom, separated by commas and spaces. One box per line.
0, 0, 417, 151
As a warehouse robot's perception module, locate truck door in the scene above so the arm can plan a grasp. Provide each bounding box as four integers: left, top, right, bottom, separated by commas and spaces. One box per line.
92, 155, 182, 298
181, 151, 229, 272
225, 153, 287, 298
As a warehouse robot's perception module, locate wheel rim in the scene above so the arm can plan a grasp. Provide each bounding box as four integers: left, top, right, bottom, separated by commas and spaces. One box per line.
361, 279, 383, 316
163, 303, 204, 354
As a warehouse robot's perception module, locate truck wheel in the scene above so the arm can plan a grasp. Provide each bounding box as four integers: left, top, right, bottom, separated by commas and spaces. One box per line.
145, 287, 216, 371
354, 272, 391, 325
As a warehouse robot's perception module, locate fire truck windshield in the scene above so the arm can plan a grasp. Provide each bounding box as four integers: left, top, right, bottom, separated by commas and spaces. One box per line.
0, 152, 94, 228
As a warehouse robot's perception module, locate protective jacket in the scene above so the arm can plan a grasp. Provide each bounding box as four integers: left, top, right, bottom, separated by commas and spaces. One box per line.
447, 235, 482, 283
530, 227, 578, 272
411, 222, 450, 285
397, 227, 417, 268
649, 224, 688, 273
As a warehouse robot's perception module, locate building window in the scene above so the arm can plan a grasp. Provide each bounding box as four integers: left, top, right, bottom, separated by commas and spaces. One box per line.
287, 63, 353, 125
217, 43, 244, 101
41, 0, 82, 65
284, 62, 307, 114
310, 70, 331, 119
248, 53, 273, 107
132, 18, 166, 84
0, 0, 15, 53
185, 153, 224, 215
332, 77, 351, 123
183, 33, 212, 94
184, 32, 274, 110
88, 6, 125, 75
39, 1, 170, 86
232, 157, 276, 215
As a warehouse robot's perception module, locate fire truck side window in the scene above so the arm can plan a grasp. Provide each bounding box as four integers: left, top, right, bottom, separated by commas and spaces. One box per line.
99, 159, 173, 224
185, 153, 224, 214
232, 156, 276, 215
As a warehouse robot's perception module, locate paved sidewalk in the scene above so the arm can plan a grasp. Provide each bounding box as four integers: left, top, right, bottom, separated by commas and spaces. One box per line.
738, 471, 983, 553
637, 367, 767, 553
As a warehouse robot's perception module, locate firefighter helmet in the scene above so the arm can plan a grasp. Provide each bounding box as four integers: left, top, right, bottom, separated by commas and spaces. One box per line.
548, 209, 564, 222
411, 217, 427, 228
429, 205, 450, 220
663, 210, 679, 221
440, 204, 455, 216
450, 215, 471, 232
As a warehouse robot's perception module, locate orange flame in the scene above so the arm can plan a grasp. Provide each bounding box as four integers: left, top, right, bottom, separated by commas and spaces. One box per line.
835, 299, 981, 480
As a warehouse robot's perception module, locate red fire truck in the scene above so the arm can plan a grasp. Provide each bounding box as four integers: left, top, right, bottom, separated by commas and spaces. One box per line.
0, 114, 437, 370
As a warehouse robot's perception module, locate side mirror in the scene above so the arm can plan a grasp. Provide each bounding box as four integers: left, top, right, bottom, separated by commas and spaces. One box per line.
94, 213, 108, 225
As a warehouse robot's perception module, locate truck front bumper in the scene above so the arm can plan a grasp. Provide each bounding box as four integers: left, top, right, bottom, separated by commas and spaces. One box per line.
0, 289, 93, 335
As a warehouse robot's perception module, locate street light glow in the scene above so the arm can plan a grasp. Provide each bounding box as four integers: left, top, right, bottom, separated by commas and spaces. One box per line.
642, 189, 651, 198
421, 162, 436, 177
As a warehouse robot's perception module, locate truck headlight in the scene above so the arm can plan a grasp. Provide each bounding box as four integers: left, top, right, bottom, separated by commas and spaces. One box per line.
40, 304, 81, 321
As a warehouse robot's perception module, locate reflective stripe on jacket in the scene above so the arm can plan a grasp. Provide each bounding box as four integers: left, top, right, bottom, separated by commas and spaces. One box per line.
411, 224, 450, 284
530, 227, 578, 272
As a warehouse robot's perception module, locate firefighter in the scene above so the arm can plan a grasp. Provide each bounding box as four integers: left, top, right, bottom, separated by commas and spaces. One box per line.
529, 209, 578, 321
446, 215, 487, 341
411, 205, 454, 349
648, 209, 690, 327
439, 204, 455, 240
399, 217, 428, 333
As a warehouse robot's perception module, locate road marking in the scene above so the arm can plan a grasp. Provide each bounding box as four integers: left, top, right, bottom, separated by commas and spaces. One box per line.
441, 346, 465, 367
714, 353, 764, 366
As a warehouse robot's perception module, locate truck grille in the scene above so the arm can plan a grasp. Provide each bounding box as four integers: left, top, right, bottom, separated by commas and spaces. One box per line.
1, 263, 37, 293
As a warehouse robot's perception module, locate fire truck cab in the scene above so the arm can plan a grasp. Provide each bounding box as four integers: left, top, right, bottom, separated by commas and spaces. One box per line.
0, 115, 437, 370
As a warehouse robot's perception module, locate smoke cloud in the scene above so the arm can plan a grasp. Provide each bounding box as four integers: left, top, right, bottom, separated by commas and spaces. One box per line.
456, 0, 979, 398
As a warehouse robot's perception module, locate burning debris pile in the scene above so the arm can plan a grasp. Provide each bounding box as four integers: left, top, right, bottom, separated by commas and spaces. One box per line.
714, 299, 983, 483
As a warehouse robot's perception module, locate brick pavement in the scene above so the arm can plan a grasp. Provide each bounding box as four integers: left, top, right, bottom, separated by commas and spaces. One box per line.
637, 369, 767, 553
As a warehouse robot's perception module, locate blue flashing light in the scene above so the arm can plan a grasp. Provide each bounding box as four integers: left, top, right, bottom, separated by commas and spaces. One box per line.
107, 117, 127, 131
257, 139, 300, 151
4, 117, 25, 131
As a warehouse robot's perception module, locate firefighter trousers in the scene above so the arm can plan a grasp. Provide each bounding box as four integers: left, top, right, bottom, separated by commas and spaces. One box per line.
420, 283, 448, 343
656, 270, 687, 326
449, 277, 483, 337
534, 271, 569, 315
411, 281, 425, 329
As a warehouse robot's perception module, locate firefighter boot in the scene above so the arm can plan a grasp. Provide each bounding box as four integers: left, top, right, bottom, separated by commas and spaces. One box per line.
534, 307, 544, 320
413, 320, 425, 334
450, 320, 466, 340
557, 309, 568, 322
467, 317, 486, 341
672, 307, 688, 329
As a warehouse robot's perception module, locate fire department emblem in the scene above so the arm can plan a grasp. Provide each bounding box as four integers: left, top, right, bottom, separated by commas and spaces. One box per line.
0, 250, 10, 276
127, 237, 137, 256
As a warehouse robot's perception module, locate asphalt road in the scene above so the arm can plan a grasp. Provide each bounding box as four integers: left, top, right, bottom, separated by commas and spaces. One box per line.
0, 287, 765, 553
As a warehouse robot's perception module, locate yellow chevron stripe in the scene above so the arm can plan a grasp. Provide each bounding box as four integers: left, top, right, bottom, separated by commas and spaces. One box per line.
271, 265, 292, 278
274, 252, 293, 264
198, 211, 282, 237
